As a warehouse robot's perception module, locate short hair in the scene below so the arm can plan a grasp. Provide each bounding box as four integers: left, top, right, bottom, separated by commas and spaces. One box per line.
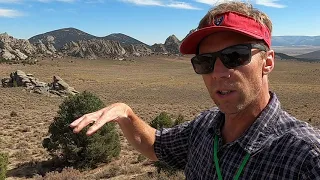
198, 1, 272, 34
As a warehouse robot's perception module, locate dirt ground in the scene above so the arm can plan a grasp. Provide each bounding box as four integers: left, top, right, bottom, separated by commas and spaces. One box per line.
1, 55, 320, 179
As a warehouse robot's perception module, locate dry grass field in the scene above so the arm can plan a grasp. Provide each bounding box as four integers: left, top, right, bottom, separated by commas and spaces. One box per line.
1, 55, 320, 179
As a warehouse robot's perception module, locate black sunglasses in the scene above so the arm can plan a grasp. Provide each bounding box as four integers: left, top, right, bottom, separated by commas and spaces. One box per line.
191, 43, 267, 74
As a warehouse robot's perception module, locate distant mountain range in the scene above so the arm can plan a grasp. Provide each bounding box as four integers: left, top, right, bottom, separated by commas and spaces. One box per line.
272, 36, 320, 46
1, 28, 182, 61
275, 52, 320, 62
1, 27, 320, 61
28, 28, 149, 50
28, 28, 320, 48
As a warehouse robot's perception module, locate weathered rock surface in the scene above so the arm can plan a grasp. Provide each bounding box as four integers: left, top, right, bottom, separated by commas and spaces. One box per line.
151, 35, 181, 55
123, 44, 153, 57
1, 29, 182, 61
1, 70, 79, 97
0, 33, 58, 61
61, 39, 155, 59
151, 44, 168, 54
164, 35, 181, 54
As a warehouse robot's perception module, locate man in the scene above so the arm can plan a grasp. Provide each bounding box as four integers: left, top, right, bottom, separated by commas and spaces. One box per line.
70, 1, 320, 179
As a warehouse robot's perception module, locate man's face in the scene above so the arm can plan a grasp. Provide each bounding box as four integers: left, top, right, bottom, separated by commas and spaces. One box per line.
198, 31, 266, 115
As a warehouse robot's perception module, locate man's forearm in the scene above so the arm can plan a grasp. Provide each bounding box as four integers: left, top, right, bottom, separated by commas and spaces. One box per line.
116, 108, 158, 161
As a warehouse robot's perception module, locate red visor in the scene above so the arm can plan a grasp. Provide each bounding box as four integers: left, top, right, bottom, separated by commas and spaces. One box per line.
180, 11, 271, 54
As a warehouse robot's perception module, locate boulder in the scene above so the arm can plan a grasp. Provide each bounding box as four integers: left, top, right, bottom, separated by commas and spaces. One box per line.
2, 70, 79, 97
1, 49, 15, 60
14, 49, 28, 60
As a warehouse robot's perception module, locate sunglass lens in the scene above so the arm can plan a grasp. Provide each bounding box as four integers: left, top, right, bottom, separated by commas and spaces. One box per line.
221, 46, 251, 68
191, 55, 215, 74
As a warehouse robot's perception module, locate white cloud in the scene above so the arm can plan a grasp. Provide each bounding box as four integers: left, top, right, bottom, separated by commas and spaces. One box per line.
120, 0, 162, 6
0, 8, 23, 17
167, 1, 201, 10
195, 0, 234, 6
255, 0, 286, 8
120, 0, 200, 9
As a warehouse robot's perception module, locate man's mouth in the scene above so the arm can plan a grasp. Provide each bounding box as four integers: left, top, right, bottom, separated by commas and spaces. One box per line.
218, 90, 234, 95
218, 90, 232, 95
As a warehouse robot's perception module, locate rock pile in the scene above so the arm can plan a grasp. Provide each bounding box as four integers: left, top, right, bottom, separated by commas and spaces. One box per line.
1, 70, 79, 97
61, 39, 127, 59
0, 33, 60, 62
0, 33, 36, 61
164, 35, 181, 54
151, 35, 181, 55
61, 39, 157, 59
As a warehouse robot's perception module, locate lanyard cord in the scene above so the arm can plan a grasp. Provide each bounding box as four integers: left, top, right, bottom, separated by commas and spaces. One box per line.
214, 135, 250, 180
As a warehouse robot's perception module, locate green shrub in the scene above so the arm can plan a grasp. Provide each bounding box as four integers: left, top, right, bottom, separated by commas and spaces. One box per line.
0, 152, 8, 180
149, 112, 187, 176
149, 112, 174, 129
0, 58, 8, 64
174, 114, 185, 126
42, 91, 120, 169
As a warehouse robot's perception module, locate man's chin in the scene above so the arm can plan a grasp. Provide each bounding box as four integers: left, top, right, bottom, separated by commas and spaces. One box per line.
216, 104, 244, 115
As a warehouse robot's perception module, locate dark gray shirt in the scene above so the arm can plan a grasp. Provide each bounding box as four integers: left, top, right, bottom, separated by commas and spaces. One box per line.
154, 92, 320, 179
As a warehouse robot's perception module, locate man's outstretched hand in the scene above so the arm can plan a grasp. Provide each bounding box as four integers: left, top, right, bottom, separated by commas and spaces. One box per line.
70, 103, 131, 136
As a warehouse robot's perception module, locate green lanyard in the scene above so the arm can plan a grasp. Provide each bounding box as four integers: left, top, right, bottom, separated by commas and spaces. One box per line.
214, 135, 250, 180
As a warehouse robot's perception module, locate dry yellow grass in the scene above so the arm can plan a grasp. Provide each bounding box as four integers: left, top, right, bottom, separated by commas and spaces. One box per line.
0, 55, 320, 179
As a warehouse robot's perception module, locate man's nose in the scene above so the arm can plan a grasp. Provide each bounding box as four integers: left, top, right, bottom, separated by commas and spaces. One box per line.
210, 58, 232, 79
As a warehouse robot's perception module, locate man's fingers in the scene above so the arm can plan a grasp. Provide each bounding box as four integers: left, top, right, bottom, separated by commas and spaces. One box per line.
86, 110, 115, 136
69, 116, 84, 128
72, 113, 100, 133
71, 103, 130, 136
70, 108, 104, 128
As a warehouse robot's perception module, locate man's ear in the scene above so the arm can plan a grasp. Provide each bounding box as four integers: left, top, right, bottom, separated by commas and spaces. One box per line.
263, 50, 275, 75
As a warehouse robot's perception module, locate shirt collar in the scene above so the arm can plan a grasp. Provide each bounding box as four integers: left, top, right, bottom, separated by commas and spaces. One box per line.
212, 92, 281, 154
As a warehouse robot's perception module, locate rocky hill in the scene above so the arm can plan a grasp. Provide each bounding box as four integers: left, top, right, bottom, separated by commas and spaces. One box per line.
164, 35, 181, 54
104, 33, 149, 46
0, 32, 59, 62
29, 28, 96, 50
1, 28, 182, 61
61, 39, 154, 59
151, 35, 181, 55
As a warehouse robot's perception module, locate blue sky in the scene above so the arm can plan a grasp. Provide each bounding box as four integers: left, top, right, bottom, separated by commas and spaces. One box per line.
0, 0, 319, 45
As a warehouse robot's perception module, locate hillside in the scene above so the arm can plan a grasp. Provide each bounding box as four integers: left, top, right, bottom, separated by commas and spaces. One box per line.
104, 33, 149, 47
29, 28, 97, 50
275, 52, 297, 60
272, 36, 320, 46
275, 52, 320, 62
1, 29, 182, 61
295, 50, 320, 60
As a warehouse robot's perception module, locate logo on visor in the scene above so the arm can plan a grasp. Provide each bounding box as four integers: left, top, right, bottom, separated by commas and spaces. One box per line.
214, 16, 224, 26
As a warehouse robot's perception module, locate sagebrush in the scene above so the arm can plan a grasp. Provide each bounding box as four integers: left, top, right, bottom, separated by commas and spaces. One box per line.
42, 91, 120, 169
